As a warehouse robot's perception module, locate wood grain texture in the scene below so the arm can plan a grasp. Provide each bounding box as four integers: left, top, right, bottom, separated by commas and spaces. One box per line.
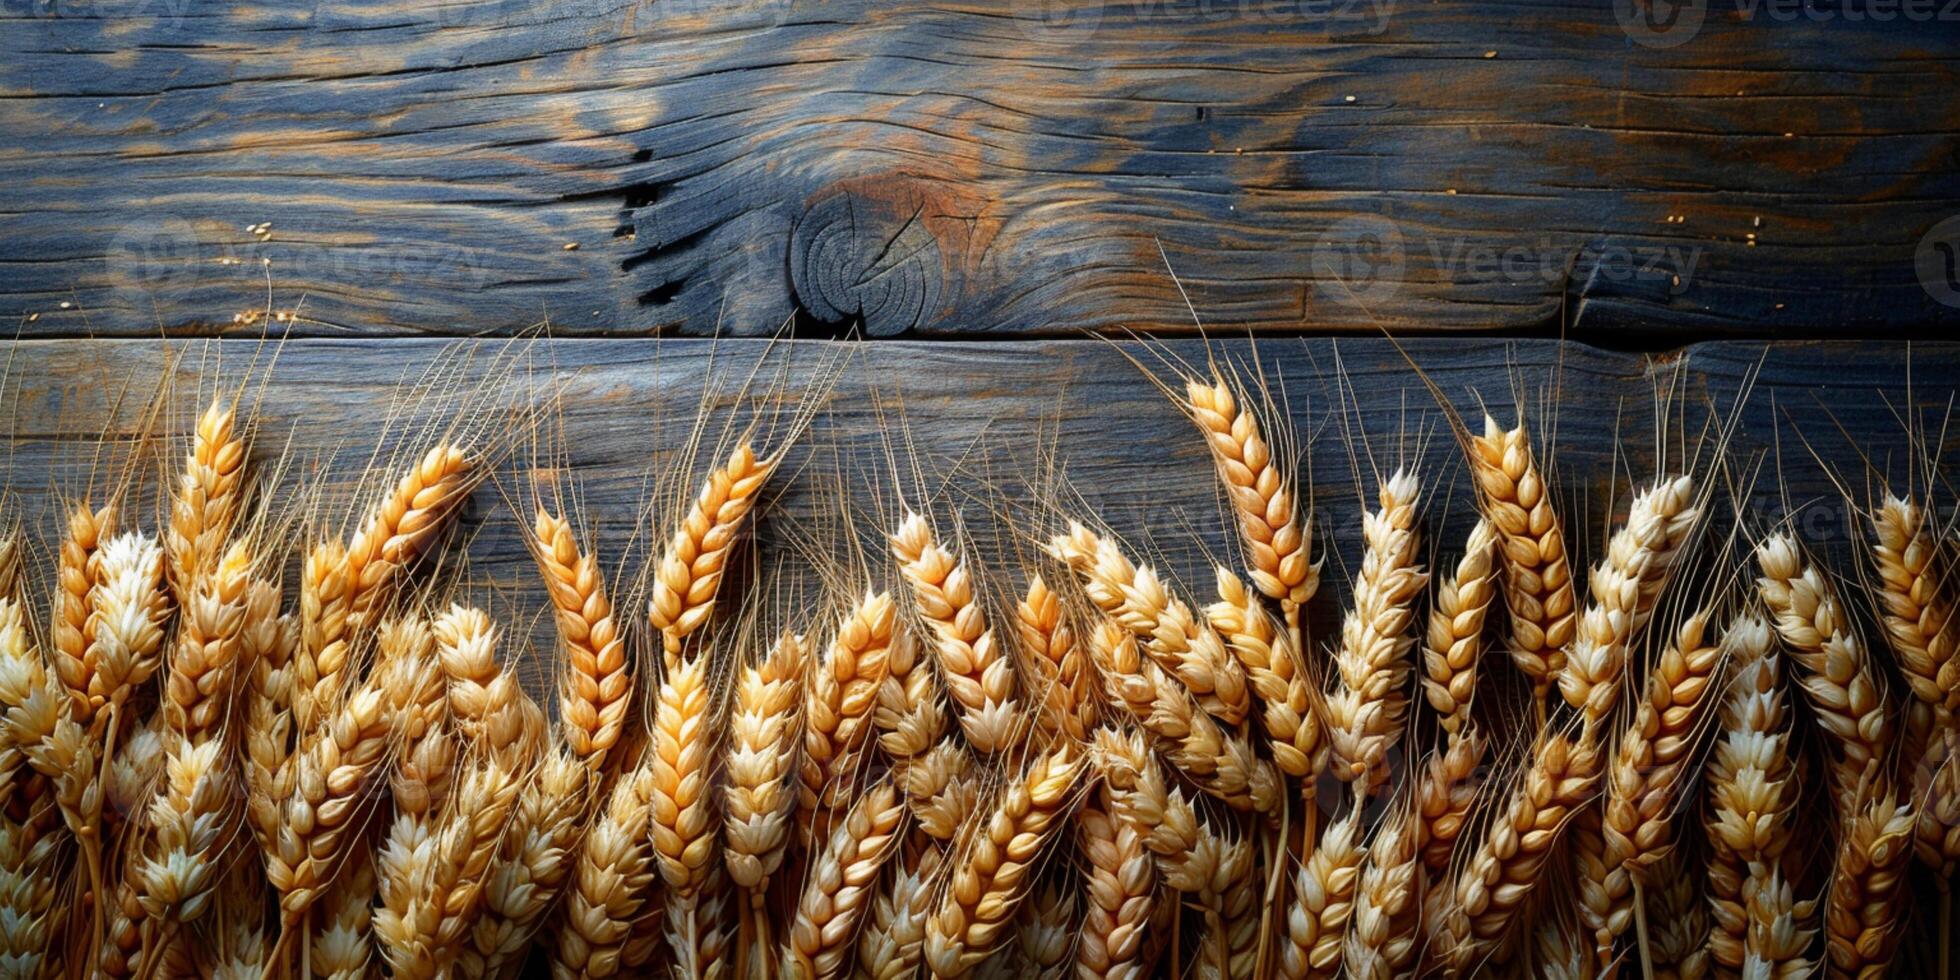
3, 338, 1954, 693
3, 1, 1958, 338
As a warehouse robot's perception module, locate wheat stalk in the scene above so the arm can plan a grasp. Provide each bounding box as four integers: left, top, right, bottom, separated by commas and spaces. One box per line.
781, 778, 907, 980
648, 642, 719, 903
1823, 789, 1914, 976
649, 441, 777, 662
1017, 574, 1097, 744
313, 848, 377, 980
923, 739, 1084, 977
892, 512, 1025, 755
1562, 477, 1698, 727
1342, 803, 1422, 980
551, 754, 658, 979
472, 741, 591, 978
1207, 566, 1323, 779
1466, 415, 1575, 701
1277, 797, 1367, 980
166, 399, 247, 595
1049, 522, 1250, 726
803, 593, 895, 845
1075, 787, 1156, 980
1184, 374, 1319, 618
1439, 731, 1602, 969
1754, 532, 1890, 795
1085, 619, 1281, 814
727, 629, 806, 892
855, 837, 942, 980
533, 508, 631, 772
1422, 521, 1497, 737
1585, 608, 1723, 965
1325, 469, 1427, 789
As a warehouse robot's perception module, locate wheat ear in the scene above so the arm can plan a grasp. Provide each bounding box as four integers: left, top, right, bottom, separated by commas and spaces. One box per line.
873, 615, 944, 766
1049, 522, 1250, 725
49, 502, 113, 710
202, 861, 270, 980
648, 644, 719, 900
166, 398, 246, 594
343, 443, 474, 628
1325, 469, 1428, 789
1014, 874, 1075, 980
1643, 845, 1711, 980
435, 604, 541, 770
782, 778, 907, 980
1562, 477, 1698, 727
1277, 796, 1367, 980
1755, 532, 1890, 795
1585, 608, 1723, 964
1740, 870, 1817, 978
802, 593, 895, 844
1184, 374, 1319, 618
892, 512, 1026, 755
472, 741, 590, 978
662, 862, 733, 980
377, 751, 525, 979
1913, 727, 1960, 879
1823, 789, 1914, 976
1417, 726, 1485, 875
79, 531, 170, 732
924, 739, 1084, 977
533, 508, 631, 772
1092, 727, 1225, 899
1085, 619, 1281, 814
1870, 494, 1960, 749
1205, 836, 1258, 980
1702, 614, 1797, 977
727, 629, 807, 892
1422, 520, 1497, 737
1342, 802, 1423, 980
242, 587, 297, 867
312, 848, 377, 980
1466, 416, 1574, 701
1207, 566, 1323, 779
902, 738, 982, 846
1018, 574, 1097, 744
1440, 731, 1602, 969
0, 787, 60, 979
551, 754, 659, 979
856, 837, 942, 980
262, 668, 397, 928
1074, 786, 1156, 980
649, 441, 777, 661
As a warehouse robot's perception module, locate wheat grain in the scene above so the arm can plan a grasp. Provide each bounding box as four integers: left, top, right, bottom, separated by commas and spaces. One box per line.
1739, 871, 1815, 979
924, 739, 1084, 977
1439, 731, 1602, 969
551, 754, 659, 979
1073, 788, 1156, 980
1417, 727, 1484, 875
167, 399, 247, 594
313, 848, 377, 980
1586, 609, 1722, 963
1423, 521, 1497, 736
1014, 875, 1075, 980
727, 629, 806, 890
1184, 374, 1319, 617
1018, 574, 1097, 744
1049, 522, 1250, 725
1343, 804, 1422, 980
874, 618, 944, 765
343, 443, 474, 628
803, 593, 895, 844
856, 837, 942, 980
1466, 415, 1574, 698
782, 779, 907, 980
1823, 789, 1914, 976
1755, 532, 1890, 795
1562, 478, 1698, 727
892, 512, 1025, 755
533, 508, 631, 772
903, 738, 981, 843
472, 742, 590, 978
1324, 469, 1427, 789
649, 645, 718, 902
1207, 566, 1323, 779
1277, 797, 1367, 980
1085, 620, 1281, 814
649, 441, 777, 661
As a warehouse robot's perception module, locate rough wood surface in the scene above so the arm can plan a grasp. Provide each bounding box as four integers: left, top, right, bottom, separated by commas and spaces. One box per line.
5, 338, 1953, 688
4, 2, 1958, 338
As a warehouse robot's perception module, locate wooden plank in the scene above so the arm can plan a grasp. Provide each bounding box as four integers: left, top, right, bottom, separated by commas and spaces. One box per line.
3, 3, 1957, 338
4, 338, 1953, 674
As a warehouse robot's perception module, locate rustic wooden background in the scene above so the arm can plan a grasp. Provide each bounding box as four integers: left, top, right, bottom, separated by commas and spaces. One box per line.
5, 0, 1960, 338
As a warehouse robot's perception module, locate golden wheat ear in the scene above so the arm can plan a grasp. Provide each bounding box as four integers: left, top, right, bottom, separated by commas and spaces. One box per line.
890, 510, 1026, 756
1464, 414, 1576, 708
531, 507, 631, 774
1323, 467, 1428, 793
781, 778, 907, 980
1182, 372, 1319, 619
649, 440, 779, 664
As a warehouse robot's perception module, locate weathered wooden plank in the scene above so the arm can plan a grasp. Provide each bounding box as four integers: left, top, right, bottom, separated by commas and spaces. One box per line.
4, 337, 1953, 673
3, 2, 1957, 338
